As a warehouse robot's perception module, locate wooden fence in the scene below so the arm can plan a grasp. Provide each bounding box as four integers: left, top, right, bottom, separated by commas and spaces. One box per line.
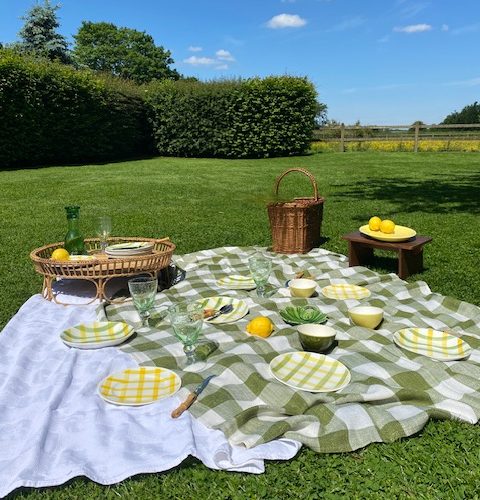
313, 123, 480, 152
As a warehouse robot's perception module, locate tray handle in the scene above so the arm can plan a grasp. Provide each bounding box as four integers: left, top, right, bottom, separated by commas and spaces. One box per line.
273, 168, 319, 201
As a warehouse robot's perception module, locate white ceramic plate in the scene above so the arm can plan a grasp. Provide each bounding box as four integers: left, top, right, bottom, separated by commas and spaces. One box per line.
196, 296, 249, 324
98, 366, 181, 406
270, 351, 351, 393
106, 242, 154, 251
321, 284, 371, 300
60, 321, 135, 349
217, 275, 256, 290
393, 328, 471, 361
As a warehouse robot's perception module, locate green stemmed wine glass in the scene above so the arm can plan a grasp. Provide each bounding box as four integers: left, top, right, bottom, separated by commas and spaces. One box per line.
167, 302, 204, 369
248, 254, 272, 297
128, 276, 158, 328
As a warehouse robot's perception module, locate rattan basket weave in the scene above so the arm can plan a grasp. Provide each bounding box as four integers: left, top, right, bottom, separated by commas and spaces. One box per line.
267, 168, 324, 254
30, 237, 175, 304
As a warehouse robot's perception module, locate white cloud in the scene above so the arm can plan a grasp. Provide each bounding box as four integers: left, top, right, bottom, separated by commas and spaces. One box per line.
188, 46, 203, 52
183, 56, 215, 66
216, 49, 235, 61
398, 2, 430, 18
266, 13, 307, 29
444, 77, 480, 87
328, 16, 366, 32
394, 23, 432, 33
215, 64, 229, 70
441, 24, 449, 32
451, 23, 480, 35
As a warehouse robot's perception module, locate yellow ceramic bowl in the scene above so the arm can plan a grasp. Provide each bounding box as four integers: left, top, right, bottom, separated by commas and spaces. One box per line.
289, 278, 317, 298
348, 306, 384, 329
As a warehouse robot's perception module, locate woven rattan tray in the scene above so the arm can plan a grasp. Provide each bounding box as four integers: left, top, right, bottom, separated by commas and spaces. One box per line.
30, 237, 176, 305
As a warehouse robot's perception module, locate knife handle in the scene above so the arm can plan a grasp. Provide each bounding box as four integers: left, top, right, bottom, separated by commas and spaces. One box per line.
171, 392, 197, 418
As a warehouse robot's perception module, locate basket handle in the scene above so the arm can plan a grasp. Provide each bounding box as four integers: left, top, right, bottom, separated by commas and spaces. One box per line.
274, 168, 319, 201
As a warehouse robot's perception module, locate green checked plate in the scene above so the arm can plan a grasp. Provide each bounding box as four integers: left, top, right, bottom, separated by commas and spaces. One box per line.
196, 296, 249, 324
322, 284, 371, 300
279, 305, 328, 325
393, 328, 472, 361
217, 275, 256, 290
270, 351, 351, 393
61, 321, 135, 349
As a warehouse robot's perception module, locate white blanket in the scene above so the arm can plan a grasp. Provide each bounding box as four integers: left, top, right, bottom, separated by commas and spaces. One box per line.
0, 295, 300, 497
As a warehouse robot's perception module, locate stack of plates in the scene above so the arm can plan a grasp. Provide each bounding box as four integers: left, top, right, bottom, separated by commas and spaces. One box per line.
105, 242, 154, 258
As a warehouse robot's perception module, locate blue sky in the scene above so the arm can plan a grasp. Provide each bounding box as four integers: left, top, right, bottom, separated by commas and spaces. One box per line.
1, 0, 479, 124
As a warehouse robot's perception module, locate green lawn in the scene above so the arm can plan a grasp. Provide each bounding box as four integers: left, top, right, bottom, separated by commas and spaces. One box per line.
2, 152, 480, 499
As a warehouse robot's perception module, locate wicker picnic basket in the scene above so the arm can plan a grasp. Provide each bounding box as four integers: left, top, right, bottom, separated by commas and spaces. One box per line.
267, 168, 324, 254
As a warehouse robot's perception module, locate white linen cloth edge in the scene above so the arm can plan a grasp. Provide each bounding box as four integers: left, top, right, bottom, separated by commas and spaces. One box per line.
0, 294, 300, 498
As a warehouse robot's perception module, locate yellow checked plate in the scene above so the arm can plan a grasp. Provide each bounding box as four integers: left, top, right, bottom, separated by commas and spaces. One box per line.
98, 367, 181, 406
60, 321, 135, 349
393, 328, 472, 361
359, 224, 417, 242
270, 352, 351, 393
196, 296, 249, 324
321, 284, 371, 300
217, 275, 256, 290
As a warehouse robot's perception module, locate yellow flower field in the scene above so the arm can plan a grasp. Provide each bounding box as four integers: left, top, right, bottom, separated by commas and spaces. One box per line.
311, 139, 480, 153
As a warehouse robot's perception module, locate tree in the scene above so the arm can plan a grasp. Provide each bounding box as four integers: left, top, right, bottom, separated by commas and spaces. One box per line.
314, 102, 328, 127
73, 22, 180, 84
442, 102, 480, 124
17, 0, 70, 63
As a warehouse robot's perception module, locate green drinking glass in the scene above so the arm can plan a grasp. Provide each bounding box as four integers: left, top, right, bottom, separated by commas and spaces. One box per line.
128, 276, 158, 328
167, 302, 204, 369
248, 254, 272, 297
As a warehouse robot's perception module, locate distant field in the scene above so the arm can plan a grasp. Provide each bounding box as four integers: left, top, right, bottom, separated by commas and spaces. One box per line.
311, 139, 480, 153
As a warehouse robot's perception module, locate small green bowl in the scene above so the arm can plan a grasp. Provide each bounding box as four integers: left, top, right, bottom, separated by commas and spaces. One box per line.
279, 305, 328, 326
298, 324, 336, 353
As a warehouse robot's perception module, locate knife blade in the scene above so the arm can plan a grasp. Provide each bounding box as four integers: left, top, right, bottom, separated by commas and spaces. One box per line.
171, 375, 216, 418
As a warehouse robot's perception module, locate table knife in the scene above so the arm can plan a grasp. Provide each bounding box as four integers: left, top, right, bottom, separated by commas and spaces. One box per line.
171, 375, 216, 418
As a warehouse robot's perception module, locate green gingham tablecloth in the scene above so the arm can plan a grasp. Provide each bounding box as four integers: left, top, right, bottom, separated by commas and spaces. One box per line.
98, 246, 480, 453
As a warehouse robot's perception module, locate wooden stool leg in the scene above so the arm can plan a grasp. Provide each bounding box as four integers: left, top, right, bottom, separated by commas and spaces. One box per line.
399, 248, 424, 279
349, 242, 374, 267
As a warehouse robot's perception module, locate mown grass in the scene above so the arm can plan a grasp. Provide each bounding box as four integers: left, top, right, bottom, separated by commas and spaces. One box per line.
2, 152, 480, 499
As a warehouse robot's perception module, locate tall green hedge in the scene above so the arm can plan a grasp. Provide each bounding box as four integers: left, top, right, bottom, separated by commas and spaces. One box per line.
146, 76, 318, 158
0, 50, 153, 168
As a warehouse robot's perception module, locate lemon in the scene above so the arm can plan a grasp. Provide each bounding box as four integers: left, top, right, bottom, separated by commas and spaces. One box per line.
246, 316, 274, 338
51, 248, 70, 261
368, 216, 382, 231
380, 219, 395, 234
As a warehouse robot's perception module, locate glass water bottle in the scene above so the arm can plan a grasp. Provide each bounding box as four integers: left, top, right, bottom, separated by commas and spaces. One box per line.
64, 206, 86, 255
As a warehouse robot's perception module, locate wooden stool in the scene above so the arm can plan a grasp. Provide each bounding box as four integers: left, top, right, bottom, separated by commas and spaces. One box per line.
342, 231, 432, 279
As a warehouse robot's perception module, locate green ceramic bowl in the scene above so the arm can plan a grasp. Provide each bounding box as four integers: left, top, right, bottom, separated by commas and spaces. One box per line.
298, 324, 336, 353
279, 305, 328, 326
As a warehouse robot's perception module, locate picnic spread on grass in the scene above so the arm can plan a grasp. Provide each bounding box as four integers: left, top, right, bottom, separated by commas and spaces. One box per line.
2, 170, 480, 497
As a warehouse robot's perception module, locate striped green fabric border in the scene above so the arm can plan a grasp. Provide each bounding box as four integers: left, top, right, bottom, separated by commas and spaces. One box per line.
98, 246, 480, 453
